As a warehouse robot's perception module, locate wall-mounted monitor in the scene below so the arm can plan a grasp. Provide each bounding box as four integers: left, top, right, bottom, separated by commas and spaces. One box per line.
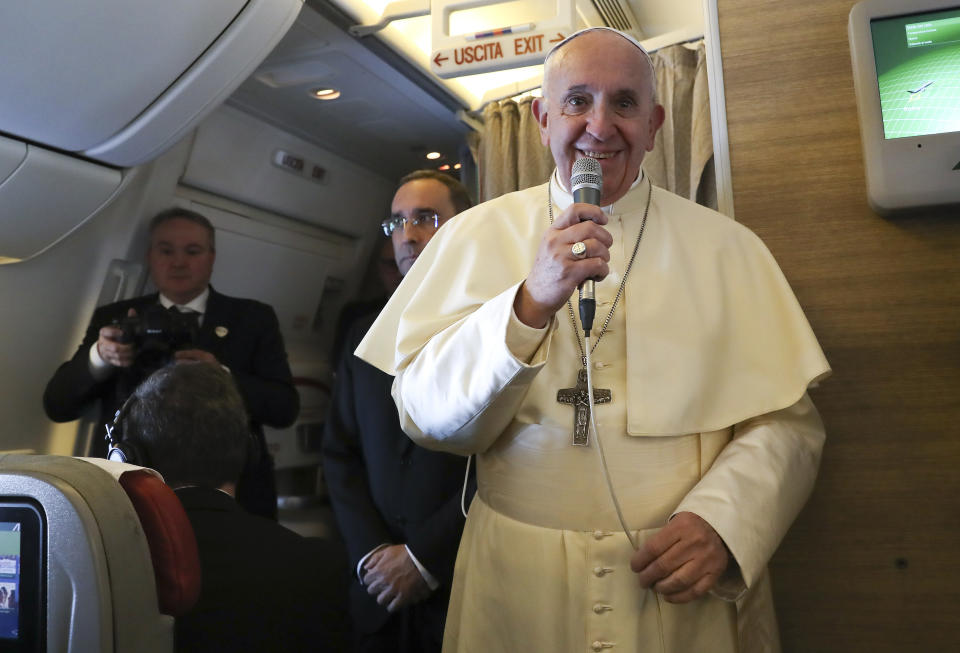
849, 0, 960, 214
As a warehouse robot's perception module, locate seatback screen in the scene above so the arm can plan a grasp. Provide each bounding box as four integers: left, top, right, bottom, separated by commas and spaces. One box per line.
0, 524, 18, 641
871, 6, 960, 138
0, 504, 42, 652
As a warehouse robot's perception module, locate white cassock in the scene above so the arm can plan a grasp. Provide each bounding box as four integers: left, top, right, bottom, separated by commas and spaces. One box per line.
357, 170, 831, 653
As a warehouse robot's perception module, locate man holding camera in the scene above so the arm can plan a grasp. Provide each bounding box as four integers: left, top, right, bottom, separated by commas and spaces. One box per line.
44, 207, 299, 519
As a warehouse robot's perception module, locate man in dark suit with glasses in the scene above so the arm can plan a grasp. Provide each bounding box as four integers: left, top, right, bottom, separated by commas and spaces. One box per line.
323, 170, 475, 653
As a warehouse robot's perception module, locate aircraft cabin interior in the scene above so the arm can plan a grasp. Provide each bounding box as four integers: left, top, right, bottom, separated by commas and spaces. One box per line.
1, 0, 958, 651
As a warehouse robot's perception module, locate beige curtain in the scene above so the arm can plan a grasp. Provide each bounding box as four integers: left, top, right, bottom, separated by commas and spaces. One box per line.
471, 96, 554, 203
472, 41, 715, 208
645, 42, 716, 209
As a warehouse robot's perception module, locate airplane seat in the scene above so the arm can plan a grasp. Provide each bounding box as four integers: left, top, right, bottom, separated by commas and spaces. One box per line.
116, 468, 201, 617
0, 454, 201, 652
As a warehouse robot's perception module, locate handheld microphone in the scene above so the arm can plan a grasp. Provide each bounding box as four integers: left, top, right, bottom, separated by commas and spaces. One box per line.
570, 157, 602, 334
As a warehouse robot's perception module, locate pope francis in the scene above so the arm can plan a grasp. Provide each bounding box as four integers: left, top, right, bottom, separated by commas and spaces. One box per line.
357, 26, 830, 653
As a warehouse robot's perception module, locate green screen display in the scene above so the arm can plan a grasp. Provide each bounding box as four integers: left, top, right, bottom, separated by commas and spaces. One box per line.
871, 7, 960, 139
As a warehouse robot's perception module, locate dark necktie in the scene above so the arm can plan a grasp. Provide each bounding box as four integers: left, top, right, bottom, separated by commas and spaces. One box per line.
168, 305, 201, 339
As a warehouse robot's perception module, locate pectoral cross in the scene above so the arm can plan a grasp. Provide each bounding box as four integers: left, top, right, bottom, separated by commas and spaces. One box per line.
557, 369, 611, 446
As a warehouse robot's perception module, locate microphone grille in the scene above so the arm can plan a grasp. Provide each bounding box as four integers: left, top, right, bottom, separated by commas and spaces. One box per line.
571, 157, 602, 190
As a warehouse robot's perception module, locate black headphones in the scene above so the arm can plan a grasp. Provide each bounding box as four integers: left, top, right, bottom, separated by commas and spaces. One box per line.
105, 393, 148, 466
105, 391, 262, 469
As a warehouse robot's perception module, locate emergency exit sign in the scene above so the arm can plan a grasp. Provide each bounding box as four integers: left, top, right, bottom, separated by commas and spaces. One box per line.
430, 0, 575, 79
431, 28, 567, 77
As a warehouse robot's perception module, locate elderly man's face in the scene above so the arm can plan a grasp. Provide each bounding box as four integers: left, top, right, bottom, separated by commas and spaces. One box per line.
148, 218, 216, 304
532, 31, 665, 205
390, 179, 457, 276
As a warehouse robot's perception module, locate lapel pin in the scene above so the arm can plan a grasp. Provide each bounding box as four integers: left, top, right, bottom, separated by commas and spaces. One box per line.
215, 326, 228, 338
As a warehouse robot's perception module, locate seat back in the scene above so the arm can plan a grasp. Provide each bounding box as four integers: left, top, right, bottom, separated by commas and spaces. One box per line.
0, 454, 201, 652
117, 468, 201, 616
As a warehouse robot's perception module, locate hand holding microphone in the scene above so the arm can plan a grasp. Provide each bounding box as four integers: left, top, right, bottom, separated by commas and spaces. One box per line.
570, 157, 603, 334
513, 157, 611, 330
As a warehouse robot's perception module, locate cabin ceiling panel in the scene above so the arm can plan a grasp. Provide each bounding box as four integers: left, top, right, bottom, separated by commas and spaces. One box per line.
182, 105, 396, 237
318, 0, 705, 107
227, 0, 706, 179
0, 137, 27, 186
0, 144, 122, 261
624, 0, 703, 38
229, 3, 468, 181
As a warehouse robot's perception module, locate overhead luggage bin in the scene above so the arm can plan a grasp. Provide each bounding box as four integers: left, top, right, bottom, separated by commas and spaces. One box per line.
0, 0, 303, 167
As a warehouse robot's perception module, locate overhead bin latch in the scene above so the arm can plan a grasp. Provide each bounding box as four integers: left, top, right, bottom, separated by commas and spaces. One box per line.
348, 0, 431, 37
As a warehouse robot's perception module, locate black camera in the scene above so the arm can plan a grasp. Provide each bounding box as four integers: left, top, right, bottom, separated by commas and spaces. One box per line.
114, 304, 198, 370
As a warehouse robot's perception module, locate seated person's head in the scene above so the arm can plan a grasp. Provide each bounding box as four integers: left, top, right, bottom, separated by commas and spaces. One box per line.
124, 363, 250, 492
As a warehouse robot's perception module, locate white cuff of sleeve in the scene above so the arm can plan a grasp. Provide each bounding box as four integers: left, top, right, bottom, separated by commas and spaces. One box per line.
709, 562, 747, 602
88, 343, 115, 381
506, 304, 553, 365
356, 543, 390, 584
405, 545, 439, 591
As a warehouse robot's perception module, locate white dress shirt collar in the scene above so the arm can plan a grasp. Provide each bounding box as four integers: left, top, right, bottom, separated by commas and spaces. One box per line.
159, 286, 209, 315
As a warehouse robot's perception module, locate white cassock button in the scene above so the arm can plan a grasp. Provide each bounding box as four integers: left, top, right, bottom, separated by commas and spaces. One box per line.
593, 566, 606, 577
592, 642, 604, 652
593, 530, 607, 540
593, 604, 612, 614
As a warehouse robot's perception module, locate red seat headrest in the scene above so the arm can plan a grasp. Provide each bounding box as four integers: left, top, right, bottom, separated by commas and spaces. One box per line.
118, 470, 201, 616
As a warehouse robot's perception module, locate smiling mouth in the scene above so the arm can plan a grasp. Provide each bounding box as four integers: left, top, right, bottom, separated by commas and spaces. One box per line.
580, 150, 617, 160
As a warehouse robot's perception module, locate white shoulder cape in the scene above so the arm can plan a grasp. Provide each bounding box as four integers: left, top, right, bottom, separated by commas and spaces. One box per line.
358, 174, 830, 435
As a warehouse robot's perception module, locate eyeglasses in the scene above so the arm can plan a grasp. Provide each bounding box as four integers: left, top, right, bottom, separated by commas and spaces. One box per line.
381, 210, 440, 236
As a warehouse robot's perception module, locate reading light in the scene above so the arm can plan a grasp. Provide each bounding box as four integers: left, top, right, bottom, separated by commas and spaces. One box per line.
438, 164, 451, 171
426, 151, 442, 160
454, 163, 462, 170
310, 87, 341, 100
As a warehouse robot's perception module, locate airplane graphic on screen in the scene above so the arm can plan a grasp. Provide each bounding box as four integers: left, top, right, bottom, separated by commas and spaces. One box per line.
907, 80, 934, 94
